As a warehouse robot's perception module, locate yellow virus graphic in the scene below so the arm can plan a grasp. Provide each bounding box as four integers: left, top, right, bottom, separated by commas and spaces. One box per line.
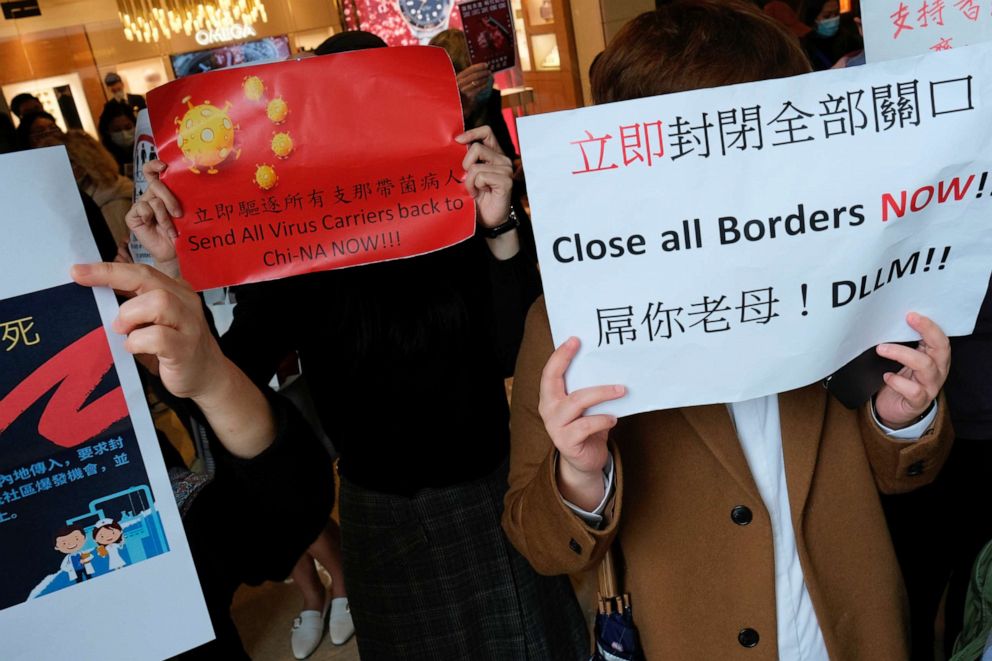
266, 97, 289, 124
255, 164, 278, 190
243, 75, 266, 102
271, 132, 294, 159
174, 96, 240, 174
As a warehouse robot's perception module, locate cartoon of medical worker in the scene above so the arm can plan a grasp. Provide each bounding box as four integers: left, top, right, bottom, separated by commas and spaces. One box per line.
94, 518, 127, 571
54, 525, 94, 583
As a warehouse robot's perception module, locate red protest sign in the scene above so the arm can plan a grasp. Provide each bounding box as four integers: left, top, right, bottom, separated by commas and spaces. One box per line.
146, 46, 475, 291
459, 0, 517, 72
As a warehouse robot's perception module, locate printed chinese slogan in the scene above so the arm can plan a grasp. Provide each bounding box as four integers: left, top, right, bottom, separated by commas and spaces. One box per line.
518, 42, 992, 418
0, 148, 211, 659
147, 46, 475, 291
863, 0, 992, 61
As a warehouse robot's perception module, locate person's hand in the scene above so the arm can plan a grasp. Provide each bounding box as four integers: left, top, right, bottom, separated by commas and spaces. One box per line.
70, 262, 225, 402
456, 63, 492, 110
539, 337, 626, 511
456, 125, 512, 230
874, 312, 951, 429
114, 240, 134, 265
126, 159, 182, 278
71, 262, 276, 458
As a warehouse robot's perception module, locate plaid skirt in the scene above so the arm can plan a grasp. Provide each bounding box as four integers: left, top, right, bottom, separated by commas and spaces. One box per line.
339, 462, 589, 661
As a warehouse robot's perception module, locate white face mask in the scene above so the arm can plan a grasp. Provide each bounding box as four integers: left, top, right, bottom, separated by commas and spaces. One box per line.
111, 128, 135, 148
113, 90, 127, 102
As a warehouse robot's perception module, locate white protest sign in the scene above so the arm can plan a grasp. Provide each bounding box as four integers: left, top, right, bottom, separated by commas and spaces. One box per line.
129, 109, 157, 267
863, 0, 992, 61
518, 42, 992, 418
0, 148, 213, 659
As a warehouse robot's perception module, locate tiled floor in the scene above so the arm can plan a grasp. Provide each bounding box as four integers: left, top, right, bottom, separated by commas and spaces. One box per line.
232, 579, 360, 661
231, 566, 599, 661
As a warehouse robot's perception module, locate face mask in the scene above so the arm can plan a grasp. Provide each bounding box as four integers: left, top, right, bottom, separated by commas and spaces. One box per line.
113, 90, 127, 102
111, 128, 135, 148
816, 16, 840, 38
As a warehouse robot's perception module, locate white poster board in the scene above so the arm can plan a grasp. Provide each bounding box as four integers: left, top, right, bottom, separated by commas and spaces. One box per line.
518, 43, 992, 417
0, 147, 213, 659
863, 0, 992, 61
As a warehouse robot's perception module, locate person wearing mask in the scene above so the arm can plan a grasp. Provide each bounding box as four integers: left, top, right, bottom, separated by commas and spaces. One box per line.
103, 72, 146, 117
41, 130, 133, 243
797, 0, 856, 70
123, 31, 589, 659
502, 2, 954, 659
10, 93, 44, 121
97, 103, 137, 176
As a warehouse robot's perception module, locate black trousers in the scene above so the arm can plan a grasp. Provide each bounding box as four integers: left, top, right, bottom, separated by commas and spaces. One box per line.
882, 437, 992, 660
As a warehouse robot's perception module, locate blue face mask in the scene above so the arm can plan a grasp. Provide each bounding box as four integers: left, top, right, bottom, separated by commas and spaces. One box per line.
816, 15, 840, 38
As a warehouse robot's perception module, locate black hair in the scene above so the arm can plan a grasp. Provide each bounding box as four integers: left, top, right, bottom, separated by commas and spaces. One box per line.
54, 524, 85, 544
10, 93, 40, 117
314, 30, 387, 56
14, 110, 57, 149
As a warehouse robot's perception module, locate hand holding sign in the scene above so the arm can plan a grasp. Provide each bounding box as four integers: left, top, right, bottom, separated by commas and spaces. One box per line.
874, 312, 950, 428
70, 262, 274, 459
539, 336, 625, 512
457, 63, 494, 108
126, 159, 182, 278
132, 126, 520, 275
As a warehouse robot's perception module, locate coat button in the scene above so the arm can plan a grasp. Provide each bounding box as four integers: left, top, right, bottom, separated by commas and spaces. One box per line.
731, 505, 753, 526
738, 628, 760, 648
907, 461, 925, 477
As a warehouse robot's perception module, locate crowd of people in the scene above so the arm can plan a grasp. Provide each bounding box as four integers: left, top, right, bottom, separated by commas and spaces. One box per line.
4, 0, 992, 659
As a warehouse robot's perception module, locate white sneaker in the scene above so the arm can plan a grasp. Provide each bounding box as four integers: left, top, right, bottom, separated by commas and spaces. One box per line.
291, 609, 325, 659
328, 597, 355, 645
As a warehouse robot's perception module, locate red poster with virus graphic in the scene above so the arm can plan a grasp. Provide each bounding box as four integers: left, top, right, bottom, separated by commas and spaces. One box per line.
146, 46, 475, 291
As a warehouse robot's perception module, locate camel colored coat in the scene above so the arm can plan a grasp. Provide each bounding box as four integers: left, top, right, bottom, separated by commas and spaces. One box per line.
503, 299, 953, 660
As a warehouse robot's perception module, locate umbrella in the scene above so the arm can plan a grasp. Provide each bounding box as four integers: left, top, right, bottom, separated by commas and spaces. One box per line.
591, 548, 645, 661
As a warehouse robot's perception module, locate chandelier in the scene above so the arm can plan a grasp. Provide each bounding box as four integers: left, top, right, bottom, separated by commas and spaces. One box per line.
117, 0, 269, 43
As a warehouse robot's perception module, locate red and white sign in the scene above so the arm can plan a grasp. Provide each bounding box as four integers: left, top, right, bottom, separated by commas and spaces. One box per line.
863, 0, 992, 61
147, 46, 475, 291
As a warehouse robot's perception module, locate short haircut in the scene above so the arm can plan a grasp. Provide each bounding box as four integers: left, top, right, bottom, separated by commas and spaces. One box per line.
314, 30, 387, 56
10, 93, 40, 117
591, 0, 811, 104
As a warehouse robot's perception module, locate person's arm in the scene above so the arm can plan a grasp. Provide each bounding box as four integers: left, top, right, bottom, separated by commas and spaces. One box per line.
502, 297, 626, 575
861, 312, 954, 493
71, 262, 275, 459
456, 125, 542, 374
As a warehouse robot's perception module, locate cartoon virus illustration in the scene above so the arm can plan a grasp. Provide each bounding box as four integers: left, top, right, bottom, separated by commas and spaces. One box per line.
255, 163, 278, 190
243, 75, 265, 102
266, 97, 289, 124
174, 96, 240, 174
271, 132, 294, 159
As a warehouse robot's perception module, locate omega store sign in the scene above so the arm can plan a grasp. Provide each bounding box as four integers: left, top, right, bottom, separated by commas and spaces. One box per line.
194, 24, 258, 46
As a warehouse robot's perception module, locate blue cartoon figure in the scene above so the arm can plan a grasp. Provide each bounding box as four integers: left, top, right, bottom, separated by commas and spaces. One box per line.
93, 518, 127, 571
54, 524, 94, 583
